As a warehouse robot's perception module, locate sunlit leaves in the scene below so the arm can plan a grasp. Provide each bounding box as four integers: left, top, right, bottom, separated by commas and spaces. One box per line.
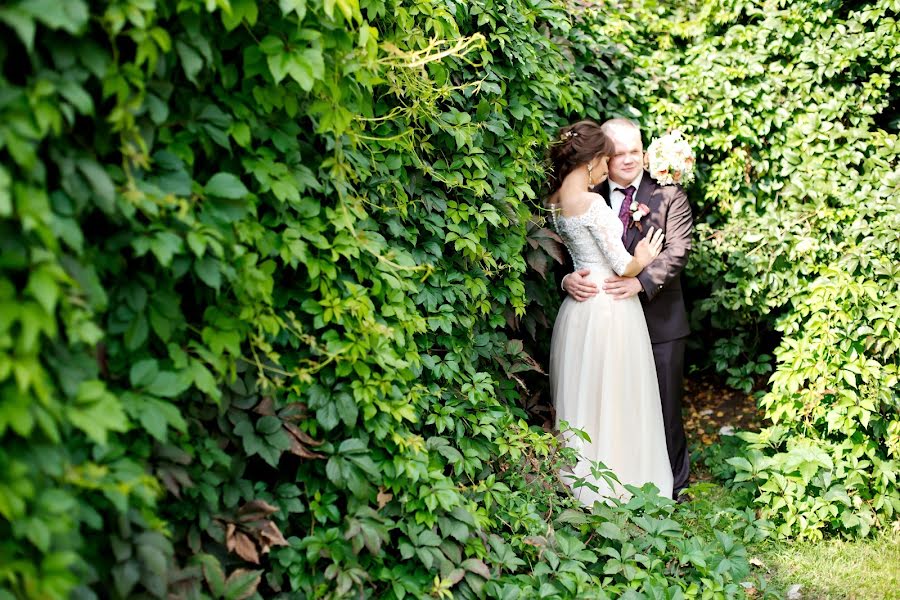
636, 0, 900, 539
205, 172, 249, 199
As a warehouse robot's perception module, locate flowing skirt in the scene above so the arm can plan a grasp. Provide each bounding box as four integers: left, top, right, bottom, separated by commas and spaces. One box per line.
550, 271, 673, 506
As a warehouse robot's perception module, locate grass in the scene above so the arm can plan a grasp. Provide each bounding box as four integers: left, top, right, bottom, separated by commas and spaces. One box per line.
758, 530, 900, 600
677, 474, 900, 599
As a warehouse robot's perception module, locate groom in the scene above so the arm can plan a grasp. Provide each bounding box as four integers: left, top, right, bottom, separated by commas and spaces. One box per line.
560, 118, 693, 498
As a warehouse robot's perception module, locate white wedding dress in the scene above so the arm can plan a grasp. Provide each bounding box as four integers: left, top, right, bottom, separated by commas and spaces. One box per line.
550, 197, 673, 505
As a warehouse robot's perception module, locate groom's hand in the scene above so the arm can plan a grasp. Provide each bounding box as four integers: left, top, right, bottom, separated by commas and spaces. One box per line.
603, 275, 642, 300
562, 269, 599, 301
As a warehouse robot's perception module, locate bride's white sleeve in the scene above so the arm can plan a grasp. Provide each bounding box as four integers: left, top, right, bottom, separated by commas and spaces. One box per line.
585, 205, 633, 276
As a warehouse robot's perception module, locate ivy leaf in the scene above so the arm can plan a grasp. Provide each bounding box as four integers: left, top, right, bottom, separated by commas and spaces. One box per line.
206, 172, 249, 199
149, 231, 184, 267
124, 314, 149, 351
0, 8, 37, 51
193, 554, 226, 597
266, 52, 288, 84
129, 359, 159, 387
19, 0, 88, 33
112, 561, 140, 598
191, 360, 221, 403
335, 391, 357, 427
176, 40, 203, 83
222, 0, 258, 31
77, 159, 115, 214
194, 256, 221, 290
285, 48, 325, 91
146, 370, 192, 398
0, 165, 10, 216
317, 401, 339, 431
256, 416, 282, 435
25, 266, 59, 314
278, 0, 306, 19
68, 382, 128, 445
135, 397, 187, 441
223, 569, 262, 600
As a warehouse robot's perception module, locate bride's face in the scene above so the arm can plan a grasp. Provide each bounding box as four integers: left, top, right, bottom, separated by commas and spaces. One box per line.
607, 127, 644, 185
590, 154, 609, 181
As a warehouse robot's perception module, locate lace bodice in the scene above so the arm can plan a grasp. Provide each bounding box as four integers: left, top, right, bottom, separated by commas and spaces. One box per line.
551, 200, 633, 276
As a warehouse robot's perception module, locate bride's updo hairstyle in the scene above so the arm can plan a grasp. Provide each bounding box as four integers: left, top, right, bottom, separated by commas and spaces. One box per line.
548, 119, 613, 194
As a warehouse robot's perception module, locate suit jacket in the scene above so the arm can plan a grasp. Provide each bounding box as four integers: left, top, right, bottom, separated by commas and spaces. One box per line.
557, 171, 692, 343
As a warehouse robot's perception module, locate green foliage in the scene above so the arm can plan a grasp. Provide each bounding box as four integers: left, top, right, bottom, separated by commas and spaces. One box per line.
0, 0, 761, 598
623, 0, 900, 538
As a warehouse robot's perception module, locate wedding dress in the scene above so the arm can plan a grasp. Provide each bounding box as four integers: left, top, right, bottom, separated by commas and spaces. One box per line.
550, 197, 673, 505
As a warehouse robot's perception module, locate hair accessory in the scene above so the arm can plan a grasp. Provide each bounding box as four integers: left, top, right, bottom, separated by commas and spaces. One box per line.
562, 131, 579, 140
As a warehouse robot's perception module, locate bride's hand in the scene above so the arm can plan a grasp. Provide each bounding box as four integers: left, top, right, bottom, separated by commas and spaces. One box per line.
634, 227, 665, 267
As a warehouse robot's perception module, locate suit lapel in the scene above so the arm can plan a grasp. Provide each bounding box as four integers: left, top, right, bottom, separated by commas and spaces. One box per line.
624, 172, 659, 253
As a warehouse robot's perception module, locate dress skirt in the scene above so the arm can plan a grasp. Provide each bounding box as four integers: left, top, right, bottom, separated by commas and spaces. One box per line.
550, 269, 673, 506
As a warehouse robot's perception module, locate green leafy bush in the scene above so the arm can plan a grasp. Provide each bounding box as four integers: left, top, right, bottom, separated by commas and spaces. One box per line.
614, 0, 900, 539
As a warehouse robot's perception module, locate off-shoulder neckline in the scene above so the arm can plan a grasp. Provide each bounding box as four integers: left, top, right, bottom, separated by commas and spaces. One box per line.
550, 194, 607, 220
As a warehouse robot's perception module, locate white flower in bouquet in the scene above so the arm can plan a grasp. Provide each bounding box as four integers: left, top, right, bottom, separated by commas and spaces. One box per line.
646, 131, 696, 186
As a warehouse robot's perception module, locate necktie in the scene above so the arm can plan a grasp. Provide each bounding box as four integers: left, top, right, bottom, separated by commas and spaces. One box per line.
618, 186, 635, 241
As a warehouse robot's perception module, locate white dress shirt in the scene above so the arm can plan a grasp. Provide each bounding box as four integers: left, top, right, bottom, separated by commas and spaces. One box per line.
608, 170, 644, 217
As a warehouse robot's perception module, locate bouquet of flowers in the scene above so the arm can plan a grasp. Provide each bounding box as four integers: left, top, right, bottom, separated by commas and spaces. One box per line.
645, 131, 696, 186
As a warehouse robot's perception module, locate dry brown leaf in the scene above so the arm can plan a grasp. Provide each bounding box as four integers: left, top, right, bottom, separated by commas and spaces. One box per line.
254, 397, 275, 415
238, 500, 279, 522
225, 523, 236, 551
231, 531, 260, 564
259, 521, 289, 554
284, 423, 326, 458
278, 402, 310, 422
157, 469, 182, 499
377, 488, 393, 510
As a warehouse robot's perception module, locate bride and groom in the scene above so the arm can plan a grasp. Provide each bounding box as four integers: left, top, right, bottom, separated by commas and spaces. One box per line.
548, 118, 692, 505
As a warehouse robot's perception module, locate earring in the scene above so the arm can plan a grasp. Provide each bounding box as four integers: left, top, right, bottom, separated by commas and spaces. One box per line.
587, 162, 594, 187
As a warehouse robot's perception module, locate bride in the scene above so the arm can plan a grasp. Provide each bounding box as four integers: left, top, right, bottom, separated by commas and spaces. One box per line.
547, 120, 673, 505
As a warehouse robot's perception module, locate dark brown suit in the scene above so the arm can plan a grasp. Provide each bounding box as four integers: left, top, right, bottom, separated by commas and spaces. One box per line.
559, 171, 693, 494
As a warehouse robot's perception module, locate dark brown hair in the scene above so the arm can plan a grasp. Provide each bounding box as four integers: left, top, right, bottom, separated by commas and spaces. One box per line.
547, 120, 614, 195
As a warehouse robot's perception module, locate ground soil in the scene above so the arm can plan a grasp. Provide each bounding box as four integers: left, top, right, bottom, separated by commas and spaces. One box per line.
681, 375, 766, 450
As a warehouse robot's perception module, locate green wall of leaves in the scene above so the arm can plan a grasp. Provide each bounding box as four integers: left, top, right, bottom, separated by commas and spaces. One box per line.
1, 1, 762, 598
609, 0, 900, 540
3, 0, 896, 597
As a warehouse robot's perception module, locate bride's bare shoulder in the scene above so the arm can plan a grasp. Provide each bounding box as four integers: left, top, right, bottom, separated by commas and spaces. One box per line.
556, 191, 607, 218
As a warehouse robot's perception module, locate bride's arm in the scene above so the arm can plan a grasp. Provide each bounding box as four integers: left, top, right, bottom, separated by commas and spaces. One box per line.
585, 204, 655, 277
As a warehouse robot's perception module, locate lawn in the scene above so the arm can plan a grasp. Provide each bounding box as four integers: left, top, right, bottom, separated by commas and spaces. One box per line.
679, 467, 900, 599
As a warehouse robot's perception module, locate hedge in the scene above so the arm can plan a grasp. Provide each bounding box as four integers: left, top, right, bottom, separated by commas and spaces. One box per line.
0, 1, 761, 598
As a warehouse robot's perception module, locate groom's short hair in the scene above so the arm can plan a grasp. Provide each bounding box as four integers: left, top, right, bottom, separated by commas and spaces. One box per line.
601, 118, 641, 135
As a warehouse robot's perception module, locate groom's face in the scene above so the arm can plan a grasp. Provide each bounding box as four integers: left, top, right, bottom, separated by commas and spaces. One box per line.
607, 127, 644, 186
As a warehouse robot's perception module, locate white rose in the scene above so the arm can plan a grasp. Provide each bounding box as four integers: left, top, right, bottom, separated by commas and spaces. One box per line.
630, 201, 638, 211
632, 212, 641, 221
